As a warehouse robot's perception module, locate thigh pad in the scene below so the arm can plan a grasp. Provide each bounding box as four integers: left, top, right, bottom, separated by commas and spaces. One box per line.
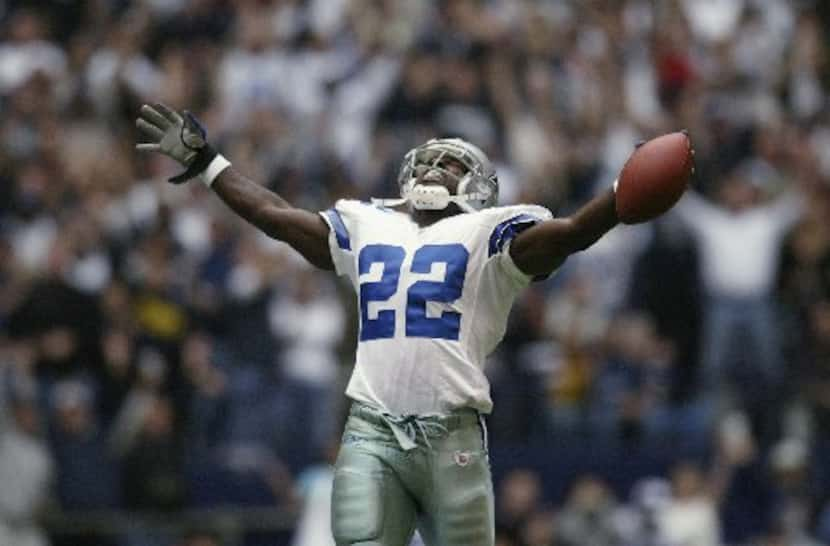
332, 447, 386, 542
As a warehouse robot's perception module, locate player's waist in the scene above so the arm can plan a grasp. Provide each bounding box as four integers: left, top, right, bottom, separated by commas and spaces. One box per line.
349, 400, 481, 433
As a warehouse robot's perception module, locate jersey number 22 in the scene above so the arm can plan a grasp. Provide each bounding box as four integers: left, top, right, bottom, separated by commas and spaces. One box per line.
358, 243, 469, 341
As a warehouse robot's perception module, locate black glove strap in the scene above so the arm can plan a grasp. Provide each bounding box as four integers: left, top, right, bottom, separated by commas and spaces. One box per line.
168, 144, 218, 184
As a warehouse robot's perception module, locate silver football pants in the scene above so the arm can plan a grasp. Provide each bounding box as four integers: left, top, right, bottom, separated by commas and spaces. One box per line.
331, 402, 494, 546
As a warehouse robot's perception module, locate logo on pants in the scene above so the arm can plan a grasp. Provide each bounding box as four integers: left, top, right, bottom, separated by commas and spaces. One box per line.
453, 451, 472, 467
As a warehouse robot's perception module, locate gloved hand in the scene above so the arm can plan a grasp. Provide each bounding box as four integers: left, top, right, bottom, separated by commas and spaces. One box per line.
135, 103, 218, 183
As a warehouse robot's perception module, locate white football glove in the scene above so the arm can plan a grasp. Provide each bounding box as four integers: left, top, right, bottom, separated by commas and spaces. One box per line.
135, 103, 217, 183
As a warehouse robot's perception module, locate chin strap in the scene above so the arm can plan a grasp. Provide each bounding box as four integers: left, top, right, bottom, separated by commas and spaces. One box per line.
372, 184, 489, 213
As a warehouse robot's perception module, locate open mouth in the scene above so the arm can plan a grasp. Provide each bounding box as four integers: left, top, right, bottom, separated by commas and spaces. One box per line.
421, 169, 447, 185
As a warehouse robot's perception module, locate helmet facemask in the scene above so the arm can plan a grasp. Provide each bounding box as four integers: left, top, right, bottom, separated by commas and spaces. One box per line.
395, 139, 498, 212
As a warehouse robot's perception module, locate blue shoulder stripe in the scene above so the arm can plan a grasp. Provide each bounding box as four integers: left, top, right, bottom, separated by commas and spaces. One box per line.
324, 209, 351, 251
488, 214, 542, 257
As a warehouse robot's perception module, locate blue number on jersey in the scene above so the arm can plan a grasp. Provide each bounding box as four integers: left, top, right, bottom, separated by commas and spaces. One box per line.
406, 244, 469, 340
359, 244, 405, 341
357, 244, 470, 341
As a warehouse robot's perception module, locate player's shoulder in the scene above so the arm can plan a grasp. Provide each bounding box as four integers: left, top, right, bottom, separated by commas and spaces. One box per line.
470, 204, 553, 257
323, 199, 411, 247
472, 204, 554, 227
333, 199, 402, 217
331, 198, 374, 216
328, 199, 406, 223
444, 204, 553, 236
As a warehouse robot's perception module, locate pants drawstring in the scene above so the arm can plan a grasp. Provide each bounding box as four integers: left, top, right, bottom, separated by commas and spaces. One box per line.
381, 414, 449, 451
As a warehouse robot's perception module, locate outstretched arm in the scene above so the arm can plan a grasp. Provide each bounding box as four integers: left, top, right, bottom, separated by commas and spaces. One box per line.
509, 188, 618, 277
135, 103, 333, 270
209, 169, 333, 270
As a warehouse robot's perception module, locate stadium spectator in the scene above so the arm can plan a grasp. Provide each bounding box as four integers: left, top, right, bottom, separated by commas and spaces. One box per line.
49, 380, 120, 510
0, 367, 53, 546
764, 438, 824, 546
179, 332, 229, 454
672, 160, 805, 409
656, 461, 720, 546
556, 475, 620, 546
496, 468, 543, 543
121, 395, 184, 512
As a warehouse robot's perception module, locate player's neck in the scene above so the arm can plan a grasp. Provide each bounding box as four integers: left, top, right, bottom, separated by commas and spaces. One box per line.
409, 205, 463, 227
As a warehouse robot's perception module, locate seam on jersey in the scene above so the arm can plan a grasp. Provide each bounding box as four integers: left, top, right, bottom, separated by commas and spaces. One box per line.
324, 208, 351, 250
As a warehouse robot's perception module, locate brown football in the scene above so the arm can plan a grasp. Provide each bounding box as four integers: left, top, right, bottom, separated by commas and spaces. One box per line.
615, 131, 693, 224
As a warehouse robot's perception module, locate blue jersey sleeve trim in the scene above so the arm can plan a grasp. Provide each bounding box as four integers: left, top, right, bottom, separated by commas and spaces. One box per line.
325, 209, 351, 251
488, 214, 542, 257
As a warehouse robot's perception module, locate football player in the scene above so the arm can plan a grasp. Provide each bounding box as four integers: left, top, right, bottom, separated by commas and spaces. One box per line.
136, 103, 621, 546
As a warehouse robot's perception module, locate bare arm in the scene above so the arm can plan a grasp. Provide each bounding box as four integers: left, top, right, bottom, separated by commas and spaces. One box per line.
509, 189, 618, 277
210, 167, 334, 270
134, 103, 333, 270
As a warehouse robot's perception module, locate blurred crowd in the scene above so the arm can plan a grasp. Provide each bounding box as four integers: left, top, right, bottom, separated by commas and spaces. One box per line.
1, 0, 830, 545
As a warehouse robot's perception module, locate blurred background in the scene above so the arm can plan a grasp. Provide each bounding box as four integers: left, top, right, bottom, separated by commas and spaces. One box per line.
1, 0, 830, 545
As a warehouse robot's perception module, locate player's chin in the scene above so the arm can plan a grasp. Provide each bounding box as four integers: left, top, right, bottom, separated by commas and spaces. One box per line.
410, 203, 464, 218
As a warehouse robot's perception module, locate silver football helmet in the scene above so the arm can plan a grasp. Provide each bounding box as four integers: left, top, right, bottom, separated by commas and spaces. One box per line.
394, 138, 499, 212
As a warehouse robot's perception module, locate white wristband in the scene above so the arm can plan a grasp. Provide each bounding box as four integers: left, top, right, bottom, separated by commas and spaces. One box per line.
200, 155, 231, 187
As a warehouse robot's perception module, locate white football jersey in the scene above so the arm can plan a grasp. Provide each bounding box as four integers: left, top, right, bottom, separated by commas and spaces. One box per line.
319, 200, 553, 415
